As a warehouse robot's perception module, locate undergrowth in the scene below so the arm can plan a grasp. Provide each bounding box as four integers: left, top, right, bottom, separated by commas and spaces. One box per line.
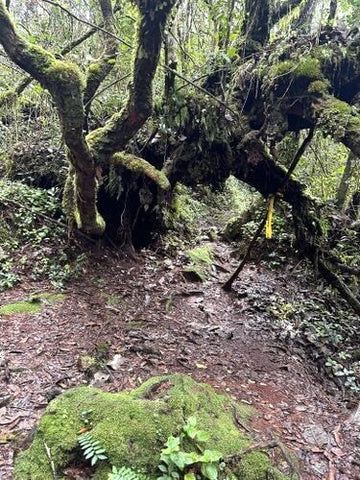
0, 179, 86, 290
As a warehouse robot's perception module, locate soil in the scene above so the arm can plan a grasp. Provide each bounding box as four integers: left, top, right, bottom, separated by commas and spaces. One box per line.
0, 241, 359, 480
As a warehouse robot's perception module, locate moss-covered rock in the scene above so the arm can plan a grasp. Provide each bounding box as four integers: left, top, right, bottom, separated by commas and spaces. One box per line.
164, 184, 209, 235
184, 245, 215, 281
14, 374, 297, 480
0, 294, 64, 316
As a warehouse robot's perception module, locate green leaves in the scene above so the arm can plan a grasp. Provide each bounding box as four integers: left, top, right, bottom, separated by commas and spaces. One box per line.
108, 465, 149, 480
158, 416, 223, 480
78, 432, 108, 466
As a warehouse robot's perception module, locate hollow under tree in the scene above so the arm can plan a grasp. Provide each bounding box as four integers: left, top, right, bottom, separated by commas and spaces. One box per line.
0, 0, 359, 313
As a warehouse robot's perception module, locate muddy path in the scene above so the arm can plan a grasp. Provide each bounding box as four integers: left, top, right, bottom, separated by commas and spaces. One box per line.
0, 242, 359, 479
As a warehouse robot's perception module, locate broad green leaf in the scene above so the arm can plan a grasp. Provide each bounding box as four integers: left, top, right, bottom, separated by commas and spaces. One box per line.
199, 450, 222, 462
195, 430, 210, 442
201, 463, 218, 480
184, 474, 196, 480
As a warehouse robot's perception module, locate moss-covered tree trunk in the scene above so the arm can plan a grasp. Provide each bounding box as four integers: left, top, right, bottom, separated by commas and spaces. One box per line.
0, 0, 176, 235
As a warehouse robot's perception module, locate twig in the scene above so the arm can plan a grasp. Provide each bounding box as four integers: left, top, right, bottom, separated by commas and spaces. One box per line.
43, 441, 58, 480
85, 73, 132, 108
0, 4, 123, 106
270, 433, 301, 478
226, 440, 278, 461
232, 405, 252, 433
223, 213, 267, 291
162, 65, 240, 119
279, 127, 315, 190
328, 460, 336, 480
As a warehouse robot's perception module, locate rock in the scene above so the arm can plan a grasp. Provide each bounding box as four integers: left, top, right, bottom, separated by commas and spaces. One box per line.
14, 374, 298, 480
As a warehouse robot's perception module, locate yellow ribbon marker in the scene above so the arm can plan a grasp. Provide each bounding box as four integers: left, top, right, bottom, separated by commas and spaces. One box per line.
265, 195, 275, 239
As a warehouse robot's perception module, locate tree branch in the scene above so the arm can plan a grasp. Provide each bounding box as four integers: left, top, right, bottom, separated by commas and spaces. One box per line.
83, 0, 118, 128
87, 0, 177, 164
0, 3, 123, 109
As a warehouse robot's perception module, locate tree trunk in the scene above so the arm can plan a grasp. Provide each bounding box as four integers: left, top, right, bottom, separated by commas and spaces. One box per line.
336, 152, 357, 211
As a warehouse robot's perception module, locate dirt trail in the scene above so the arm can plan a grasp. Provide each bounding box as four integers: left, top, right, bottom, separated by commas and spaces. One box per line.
0, 243, 359, 479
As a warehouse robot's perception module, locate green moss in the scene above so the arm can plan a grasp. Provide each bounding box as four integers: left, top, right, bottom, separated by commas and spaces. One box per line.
111, 152, 170, 190
348, 115, 360, 133
88, 62, 103, 75
183, 265, 208, 282
46, 60, 85, 89
165, 184, 209, 233
63, 169, 105, 235
318, 96, 357, 140
184, 245, 215, 281
14, 375, 296, 480
294, 58, 322, 79
0, 300, 42, 316
307, 80, 329, 95
236, 451, 290, 480
270, 58, 322, 81
186, 245, 214, 265
223, 216, 244, 241
23, 43, 54, 72
73, 207, 106, 235
0, 293, 64, 316
0, 89, 17, 108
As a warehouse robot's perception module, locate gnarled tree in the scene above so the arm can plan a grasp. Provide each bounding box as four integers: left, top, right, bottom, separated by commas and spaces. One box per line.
0, 0, 176, 235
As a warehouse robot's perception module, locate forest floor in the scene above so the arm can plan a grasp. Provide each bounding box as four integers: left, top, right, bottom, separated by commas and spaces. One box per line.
0, 239, 359, 480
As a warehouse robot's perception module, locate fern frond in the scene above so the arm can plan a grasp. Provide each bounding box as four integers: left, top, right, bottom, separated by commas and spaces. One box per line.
108, 465, 150, 480
78, 432, 108, 465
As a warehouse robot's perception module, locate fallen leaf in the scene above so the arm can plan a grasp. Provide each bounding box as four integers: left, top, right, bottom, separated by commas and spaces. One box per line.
90, 371, 110, 387
77, 427, 89, 434
330, 447, 345, 457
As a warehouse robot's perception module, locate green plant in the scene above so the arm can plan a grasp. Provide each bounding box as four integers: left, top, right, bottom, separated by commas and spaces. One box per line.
325, 358, 360, 393
77, 432, 107, 466
0, 180, 87, 290
158, 416, 224, 480
108, 466, 149, 480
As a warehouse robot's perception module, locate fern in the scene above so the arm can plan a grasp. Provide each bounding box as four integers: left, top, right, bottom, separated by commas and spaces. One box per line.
78, 432, 107, 466
108, 466, 150, 480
